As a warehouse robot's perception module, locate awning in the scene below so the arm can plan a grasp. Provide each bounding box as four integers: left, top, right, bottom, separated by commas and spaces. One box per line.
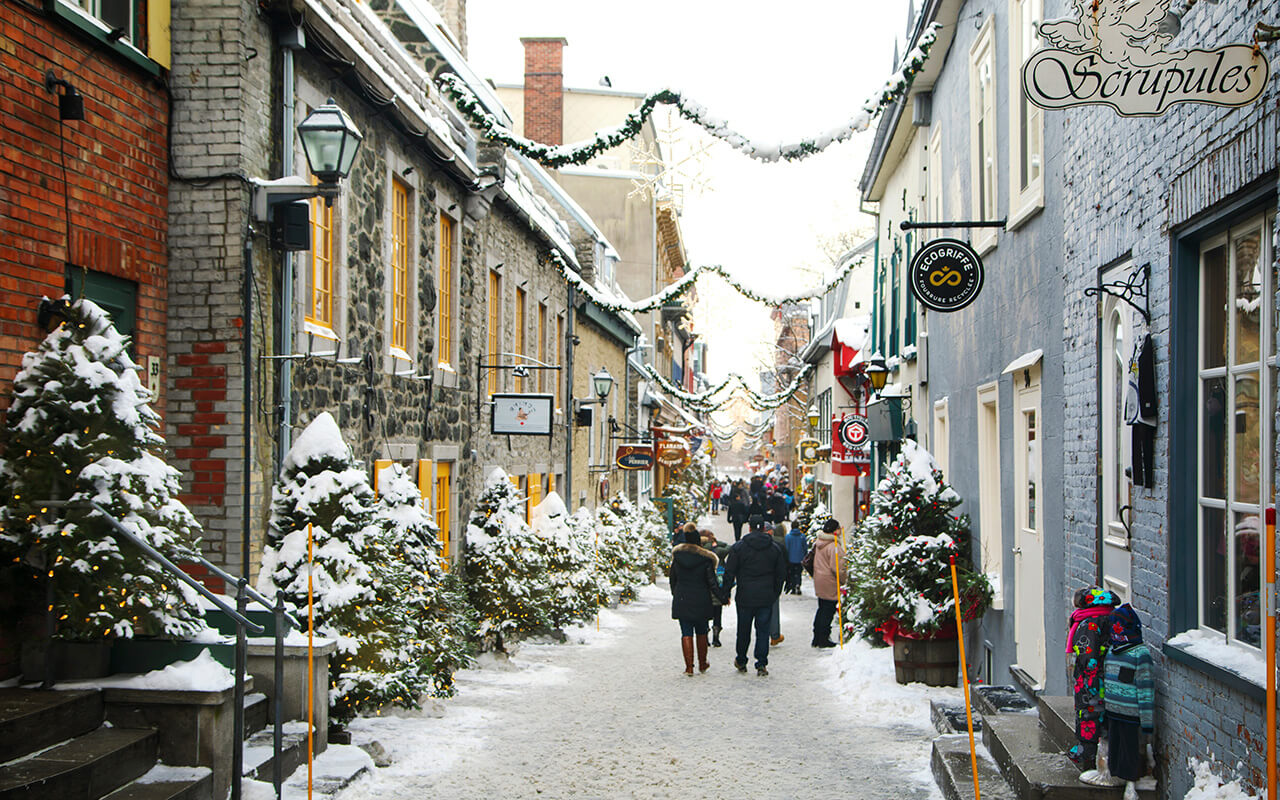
1002, 349, 1044, 374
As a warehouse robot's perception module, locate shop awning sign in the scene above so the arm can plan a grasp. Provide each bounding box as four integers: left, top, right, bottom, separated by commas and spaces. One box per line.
798, 437, 822, 465
1023, 3, 1269, 116
616, 445, 655, 471
909, 239, 984, 313
838, 415, 870, 451
655, 439, 690, 469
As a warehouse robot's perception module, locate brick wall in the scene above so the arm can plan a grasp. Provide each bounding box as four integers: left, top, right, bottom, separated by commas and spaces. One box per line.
521, 38, 565, 146
0, 4, 169, 416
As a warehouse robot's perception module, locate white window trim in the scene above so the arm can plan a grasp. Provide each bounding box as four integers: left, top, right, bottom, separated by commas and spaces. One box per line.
976, 380, 1004, 610
384, 150, 419, 374
928, 125, 943, 225
970, 16, 999, 255
933, 396, 950, 477
294, 82, 350, 350
434, 196, 461, 385
1195, 210, 1275, 652
1007, 0, 1045, 230
1012, 366, 1042, 536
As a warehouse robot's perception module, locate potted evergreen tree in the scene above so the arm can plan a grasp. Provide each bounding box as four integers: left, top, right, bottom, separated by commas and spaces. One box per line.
844, 440, 992, 686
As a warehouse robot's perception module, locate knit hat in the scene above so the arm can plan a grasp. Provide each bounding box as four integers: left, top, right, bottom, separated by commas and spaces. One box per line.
822, 518, 841, 534
1073, 586, 1119, 609
1107, 603, 1143, 645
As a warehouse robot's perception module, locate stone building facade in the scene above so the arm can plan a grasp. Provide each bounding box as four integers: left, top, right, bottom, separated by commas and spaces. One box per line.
1057, 1, 1279, 792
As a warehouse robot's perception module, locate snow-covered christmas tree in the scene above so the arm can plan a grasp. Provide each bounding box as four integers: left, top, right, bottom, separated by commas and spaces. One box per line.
844, 441, 991, 643
530, 492, 597, 627
0, 298, 204, 641
462, 469, 554, 649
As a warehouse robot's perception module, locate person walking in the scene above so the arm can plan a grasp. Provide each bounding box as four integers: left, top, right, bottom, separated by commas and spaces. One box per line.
766, 485, 790, 524
669, 528, 721, 675
811, 518, 842, 648
709, 481, 723, 514
703, 530, 732, 647
723, 514, 786, 676
726, 488, 750, 542
768, 523, 788, 645
784, 524, 807, 594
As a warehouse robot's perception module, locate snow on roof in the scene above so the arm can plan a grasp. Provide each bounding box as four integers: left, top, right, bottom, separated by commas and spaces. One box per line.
284, 412, 349, 470
832, 315, 871, 353
502, 155, 577, 265
1001, 349, 1044, 374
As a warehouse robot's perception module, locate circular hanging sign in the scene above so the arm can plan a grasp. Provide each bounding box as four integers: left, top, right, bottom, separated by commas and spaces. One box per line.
839, 416, 870, 450
909, 238, 985, 313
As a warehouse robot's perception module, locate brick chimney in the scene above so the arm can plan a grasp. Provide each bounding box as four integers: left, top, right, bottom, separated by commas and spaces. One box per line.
521, 37, 566, 145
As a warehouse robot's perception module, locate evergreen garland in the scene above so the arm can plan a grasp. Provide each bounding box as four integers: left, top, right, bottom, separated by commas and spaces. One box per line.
439, 23, 941, 167
641, 362, 815, 413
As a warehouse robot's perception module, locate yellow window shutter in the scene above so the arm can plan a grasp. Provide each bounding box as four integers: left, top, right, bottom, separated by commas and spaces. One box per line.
418, 459, 433, 513
146, 0, 171, 68
373, 459, 393, 495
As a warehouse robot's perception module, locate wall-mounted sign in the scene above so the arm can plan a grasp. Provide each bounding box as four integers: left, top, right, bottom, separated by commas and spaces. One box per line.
655, 439, 690, 468
1023, 4, 1270, 116
615, 445, 655, 471
838, 416, 870, 451
798, 437, 822, 465
490, 393, 554, 435
909, 238, 985, 313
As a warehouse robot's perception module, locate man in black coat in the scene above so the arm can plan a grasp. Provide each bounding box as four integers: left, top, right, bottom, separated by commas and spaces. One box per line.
723, 515, 787, 676
766, 486, 789, 523
726, 490, 750, 542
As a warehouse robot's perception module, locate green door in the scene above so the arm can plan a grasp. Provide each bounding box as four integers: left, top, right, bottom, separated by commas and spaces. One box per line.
66, 268, 137, 346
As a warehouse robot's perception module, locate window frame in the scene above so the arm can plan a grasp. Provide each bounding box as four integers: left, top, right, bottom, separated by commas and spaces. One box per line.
434, 460, 453, 563
976, 380, 1004, 610
970, 16, 999, 254
933, 397, 950, 477
389, 176, 411, 359
514, 286, 527, 392
295, 86, 349, 349
382, 154, 419, 371
487, 268, 502, 396
1007, 0, 1045, 229
537, 301, 548, 393
928, 125, 943, 225
555, 312, 565, 412
436, 209, 458, 372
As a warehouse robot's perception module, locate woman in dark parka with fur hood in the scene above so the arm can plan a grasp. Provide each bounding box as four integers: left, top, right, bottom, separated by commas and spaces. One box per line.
669, 528, 722, 675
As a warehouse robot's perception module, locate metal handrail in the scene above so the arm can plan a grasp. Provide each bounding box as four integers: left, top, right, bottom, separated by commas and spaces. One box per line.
39, 499, 304, 800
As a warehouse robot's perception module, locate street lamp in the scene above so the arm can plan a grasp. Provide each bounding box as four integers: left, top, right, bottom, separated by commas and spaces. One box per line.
592, 366, 614, 400
807, 404, 820, 429
866, 355, 889, 395
296, 99, 364, 185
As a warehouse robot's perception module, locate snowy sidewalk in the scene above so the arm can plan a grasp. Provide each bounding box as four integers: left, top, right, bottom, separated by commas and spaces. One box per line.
337, 515, 955, 799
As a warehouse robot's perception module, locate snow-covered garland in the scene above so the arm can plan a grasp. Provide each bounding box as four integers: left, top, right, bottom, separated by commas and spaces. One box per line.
540, 251, 861, 314
641, 362, 815, 413
438, 23, 941, 167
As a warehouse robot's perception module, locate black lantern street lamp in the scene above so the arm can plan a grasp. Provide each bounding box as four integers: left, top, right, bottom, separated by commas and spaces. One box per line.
592, 366, 614, 401
296, 98, 364, 186
866, 355, 889, 395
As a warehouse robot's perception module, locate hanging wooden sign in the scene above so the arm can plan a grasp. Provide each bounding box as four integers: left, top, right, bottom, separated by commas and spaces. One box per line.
655, 439, 690, 468
1023, 3, 1269, 116
798, 437, 821, 465
909, 238, 985, 313
615, 445, 655, 471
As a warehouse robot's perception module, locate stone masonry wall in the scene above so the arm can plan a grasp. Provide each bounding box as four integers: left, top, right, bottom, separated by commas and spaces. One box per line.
1058, 0, 1278, 793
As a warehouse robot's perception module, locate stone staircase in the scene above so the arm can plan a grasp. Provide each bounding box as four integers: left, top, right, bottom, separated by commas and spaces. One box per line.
930, 687, 1160, 800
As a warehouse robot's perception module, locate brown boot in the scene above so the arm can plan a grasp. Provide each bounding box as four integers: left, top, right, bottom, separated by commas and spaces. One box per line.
681, 636, 695, 675
696, 634, 710, 672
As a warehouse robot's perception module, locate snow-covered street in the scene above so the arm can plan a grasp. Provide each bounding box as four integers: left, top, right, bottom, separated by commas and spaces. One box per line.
337, 516, 955, 800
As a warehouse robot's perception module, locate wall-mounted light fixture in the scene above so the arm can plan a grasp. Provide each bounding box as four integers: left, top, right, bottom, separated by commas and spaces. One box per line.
44, 71, 84, 121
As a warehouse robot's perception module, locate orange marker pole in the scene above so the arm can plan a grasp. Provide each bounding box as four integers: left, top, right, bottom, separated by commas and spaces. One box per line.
950, 554, 980, 800
307, 522, 315, 800
1266, 507, 1275, 800
836, 527, 845, 648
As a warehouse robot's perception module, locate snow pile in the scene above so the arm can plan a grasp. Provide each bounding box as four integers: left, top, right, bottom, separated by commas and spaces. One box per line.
1183, 760, 1259, 800
1166, 629, 1264, 686
58, 650, 234, 692
823, 636, 960, 723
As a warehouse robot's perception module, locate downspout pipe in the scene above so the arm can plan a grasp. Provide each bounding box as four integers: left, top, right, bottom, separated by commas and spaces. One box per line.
565, 285, 576, 509
278, 29, 303, 472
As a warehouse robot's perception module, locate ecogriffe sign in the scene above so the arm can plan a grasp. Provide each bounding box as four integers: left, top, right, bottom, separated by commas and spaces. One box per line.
909, 238, 985, 313
1022, 0, 1269, 116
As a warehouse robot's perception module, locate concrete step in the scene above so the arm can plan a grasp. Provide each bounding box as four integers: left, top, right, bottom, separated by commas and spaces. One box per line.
244, 693, 269, 737
1037, 695, 1077, 753
101, 766, 213, 800
931, 698, 984, 735
242, 726, 309, 786
0, 726, 156, 800
982, 712, 1157, 800
0, 689, 103, 764
972, 685, 1034, 717
932, 734, 1018, 800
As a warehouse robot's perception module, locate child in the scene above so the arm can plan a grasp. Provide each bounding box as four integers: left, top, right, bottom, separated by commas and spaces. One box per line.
1065, 587, 1119, 766
703, 531, 731, 647
1081, 603, 1155, 800
784, 524, 807, 594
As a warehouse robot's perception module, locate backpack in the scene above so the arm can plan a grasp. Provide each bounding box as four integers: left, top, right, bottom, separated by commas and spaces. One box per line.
802, 547, 815, 576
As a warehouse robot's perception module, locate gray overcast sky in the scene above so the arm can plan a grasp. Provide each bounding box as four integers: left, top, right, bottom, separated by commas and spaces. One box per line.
466, 0, 910, 381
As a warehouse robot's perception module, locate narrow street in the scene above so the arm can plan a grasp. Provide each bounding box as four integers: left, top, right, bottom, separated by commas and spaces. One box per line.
339, 514, 950, 800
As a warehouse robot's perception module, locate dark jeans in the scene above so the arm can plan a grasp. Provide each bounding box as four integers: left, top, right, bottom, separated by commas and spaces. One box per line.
786, 563, 803, 593
711, 605, 722, 629
678, 618, 709, 636
1107, 714, 1143, 781
735, 604, 773, 668
731, 521, 744, 541
813, 598, 837, 643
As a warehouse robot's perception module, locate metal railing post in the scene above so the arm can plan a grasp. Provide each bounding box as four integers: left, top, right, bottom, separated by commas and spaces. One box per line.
274, 593, 286, 800
232, 578, 248, 800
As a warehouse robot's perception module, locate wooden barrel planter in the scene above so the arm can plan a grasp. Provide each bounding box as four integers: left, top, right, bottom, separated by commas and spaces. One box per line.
892, 635, 959, 686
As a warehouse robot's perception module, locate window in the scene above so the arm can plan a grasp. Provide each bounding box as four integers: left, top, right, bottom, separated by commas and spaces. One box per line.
437, 214, 456, 368
555, 314, 565, 410
970, 17, 998, 253
66, 267, 136, 347
928, 126, 943, 225
976, 381, 1003, 609
76, 0, 143, 47
933, 398, 950, 477
527, 473, 542, 521
548, 473, 557, 495
1197, 211, 1275, 649
538, 303, 548, 392
514, 287, 527, 392
307, 190, 335, 331
434, 461, 452, 562
1009, 0, 1045, 227
417, 459, 433, 514
487, 270, 501, 395
889, 245, 900, 355
817, 388, 832, 445
390, 178, 410, 358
